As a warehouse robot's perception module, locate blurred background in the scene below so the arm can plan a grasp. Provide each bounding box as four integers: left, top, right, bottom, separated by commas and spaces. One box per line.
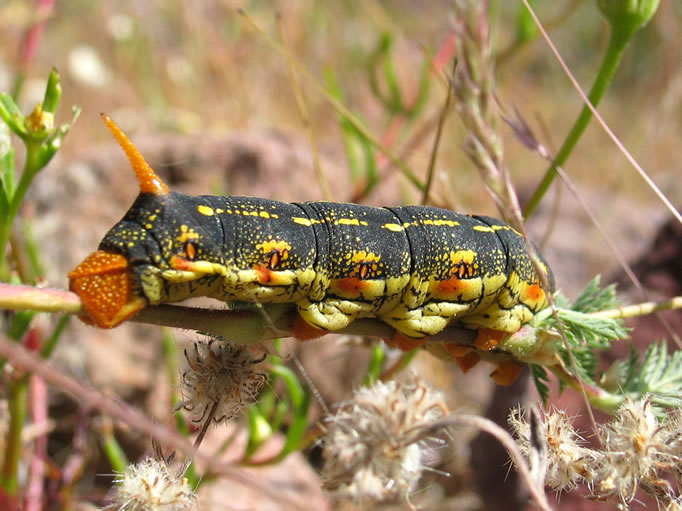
1, 1, 681, 509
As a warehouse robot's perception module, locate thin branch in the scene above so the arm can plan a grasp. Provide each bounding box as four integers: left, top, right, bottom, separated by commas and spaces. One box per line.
429, 414, 553, 511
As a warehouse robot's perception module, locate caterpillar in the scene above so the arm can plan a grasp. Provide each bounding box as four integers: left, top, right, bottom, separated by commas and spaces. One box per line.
69, 115, 554, 357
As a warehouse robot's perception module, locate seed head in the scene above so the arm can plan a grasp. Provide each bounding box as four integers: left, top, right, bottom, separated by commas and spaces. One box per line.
509, 406, 598, 492
596, 397, 668, 502
178, 338, 267, 424
321, 377, 448, 503
112, 457, 195, 511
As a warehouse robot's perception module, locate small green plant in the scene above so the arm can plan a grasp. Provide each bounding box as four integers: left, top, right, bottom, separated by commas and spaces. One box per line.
0, 2, 681, 510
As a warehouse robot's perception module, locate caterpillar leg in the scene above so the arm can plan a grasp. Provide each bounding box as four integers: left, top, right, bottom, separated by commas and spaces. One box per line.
292, 314, 329, 340
379, 301, 470, 338
474, 328, 508, 351
490, 360, 522, 386
383, 332, 429, 351
436, 343, 482, 373
296, 296, 377, 332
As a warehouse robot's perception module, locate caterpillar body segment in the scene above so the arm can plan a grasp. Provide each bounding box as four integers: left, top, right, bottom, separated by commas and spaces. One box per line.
69, 116, 555, 344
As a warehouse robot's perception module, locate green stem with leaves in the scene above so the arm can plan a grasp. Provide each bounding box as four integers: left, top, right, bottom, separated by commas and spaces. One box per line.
523, 26, 635, 218
0, 140, 43, 279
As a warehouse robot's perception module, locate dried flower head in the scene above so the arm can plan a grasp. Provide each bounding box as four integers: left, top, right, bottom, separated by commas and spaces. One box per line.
112, 456, 196, 511
178, 338, 267, 424
509, 406, 598, 492
321, 377, 449, 504
596, 397, 669, 502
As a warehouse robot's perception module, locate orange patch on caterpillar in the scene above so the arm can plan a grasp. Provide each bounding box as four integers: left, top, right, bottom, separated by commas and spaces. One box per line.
439, 343, 473, 358
170, 255, 192, 270
490, 360, 522, 386
384, 332, 429, 351
292, 314, 328, 341
524, 283, 545, 303
474, 328, 507, 351
334, 277, 371, 295
435, 275, 469, 295
254, 264, 275, 284
453, 351, 481, 373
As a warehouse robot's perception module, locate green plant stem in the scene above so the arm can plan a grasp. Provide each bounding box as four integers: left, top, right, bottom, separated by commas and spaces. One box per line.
160, 329, 199, 488
549, 365, 623, 414
101, 422, 129, 473
1, 378, 28, 494
0, 140, 42, 280
523, 25, 635, 219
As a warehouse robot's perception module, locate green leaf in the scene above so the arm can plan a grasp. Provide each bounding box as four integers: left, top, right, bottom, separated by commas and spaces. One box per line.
571, 275, 620, 313
324, 69, 377, 191
0, 93, 28, 138
530, 364, 550, 405
620, 343, 682, 410
36, 105, 81, 168
516, 0, 538, 44
0, 123, 13, 214
42, 68, 62, 114
364, 344, 386, 386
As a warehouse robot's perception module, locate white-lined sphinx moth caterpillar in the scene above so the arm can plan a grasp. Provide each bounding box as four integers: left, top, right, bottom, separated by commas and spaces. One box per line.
69, 116, 554, 360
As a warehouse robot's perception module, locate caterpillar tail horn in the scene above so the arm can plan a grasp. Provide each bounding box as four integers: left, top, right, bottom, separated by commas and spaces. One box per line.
100, 113, 169, 195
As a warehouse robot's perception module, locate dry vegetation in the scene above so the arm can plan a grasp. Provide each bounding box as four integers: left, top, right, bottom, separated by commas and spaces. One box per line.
0, 1, 681, 510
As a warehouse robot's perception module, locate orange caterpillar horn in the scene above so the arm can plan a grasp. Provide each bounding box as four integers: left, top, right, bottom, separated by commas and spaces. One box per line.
101, 113, 169, 195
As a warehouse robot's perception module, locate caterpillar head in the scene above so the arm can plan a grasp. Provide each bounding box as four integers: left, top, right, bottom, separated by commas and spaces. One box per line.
69, 115, 180, 328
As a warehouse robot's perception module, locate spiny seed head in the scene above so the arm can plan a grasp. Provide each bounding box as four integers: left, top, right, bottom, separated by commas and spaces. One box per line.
321, 377, 448, 503
509, 406, 599, 492
112, 457, 196, 511
596, 397, 668, 502
178, 338, 267, 424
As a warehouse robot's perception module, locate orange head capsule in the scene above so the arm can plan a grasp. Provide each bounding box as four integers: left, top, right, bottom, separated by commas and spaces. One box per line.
69, 115, 170, 327
68, 250, 146, 327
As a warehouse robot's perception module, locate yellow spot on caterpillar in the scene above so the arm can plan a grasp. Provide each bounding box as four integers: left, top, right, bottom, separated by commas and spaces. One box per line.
226, 209, 233, 214
259, 211, 270, 219
197, 205, 215, 216
382, 223, 404, 232
148, 214, 157, 221
128, 242, 135, 247
293, 217, 312, 226
473, 225, 495, 233
361, 221, 368, 226
176, 224, 200, 243
338, 218, 360, 226
422, 219, 459, 227
450, 250, 476, 265
216, 208, 224, 214
250, 211, 259, 217
351, 250, 380, 264
145, 224, 153, 229
492, 225, 508, 231
272, 214, 279, 219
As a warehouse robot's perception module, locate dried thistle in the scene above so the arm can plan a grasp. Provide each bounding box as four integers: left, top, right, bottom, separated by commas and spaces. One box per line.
509, 405, 599, 492
178, 337, 267, 425
321, 377, 449, 505
110, 456, 196, 511
595, 397, 670, 502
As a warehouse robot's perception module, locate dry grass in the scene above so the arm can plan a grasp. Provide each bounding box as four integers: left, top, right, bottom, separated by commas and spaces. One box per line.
0, 1, 680, 510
